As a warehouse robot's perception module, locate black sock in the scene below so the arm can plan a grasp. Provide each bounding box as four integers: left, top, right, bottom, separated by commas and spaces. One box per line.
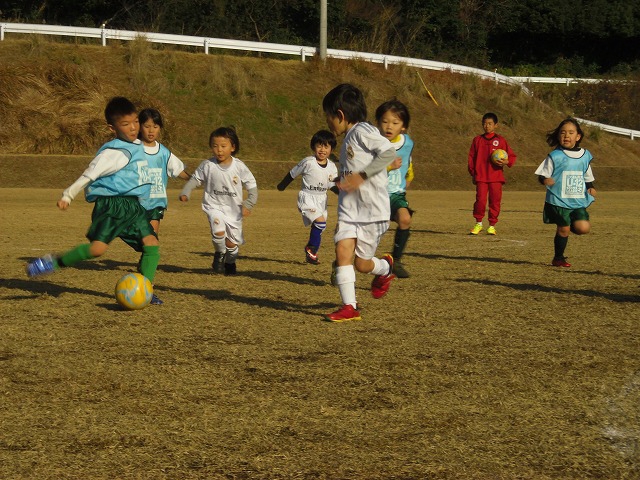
392, 228, 411, 260
554, 234, 568, 259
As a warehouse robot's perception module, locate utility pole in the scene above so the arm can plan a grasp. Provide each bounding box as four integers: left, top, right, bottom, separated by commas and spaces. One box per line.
320, 0, 327, 60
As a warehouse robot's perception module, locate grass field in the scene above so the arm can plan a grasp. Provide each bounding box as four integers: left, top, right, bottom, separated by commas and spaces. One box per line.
2, 188, 640, 479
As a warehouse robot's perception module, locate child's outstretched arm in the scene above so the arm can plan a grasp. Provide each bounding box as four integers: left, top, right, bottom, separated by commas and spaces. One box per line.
179, 176, 200, 202
242, 186, 258, 216
277, 173, 294, 191
340, 147, 396, 193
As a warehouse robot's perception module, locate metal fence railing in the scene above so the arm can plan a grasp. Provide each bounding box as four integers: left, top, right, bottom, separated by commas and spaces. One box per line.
1, 22, 637, 140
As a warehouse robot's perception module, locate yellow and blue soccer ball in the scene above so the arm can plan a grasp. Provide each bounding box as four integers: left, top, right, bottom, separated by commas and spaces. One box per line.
115, 273, 153, 310
491, 149, 508, 166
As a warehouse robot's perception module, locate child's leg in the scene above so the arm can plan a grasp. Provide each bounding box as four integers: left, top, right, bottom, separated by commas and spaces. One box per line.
487, 183, 503, 226
307, 216, 327, 252
473, 182, 489, 222
139, 235, 160, 282
334, 238, 357, 308
391, 208, 412, 262
571, 220, 591, 235
553, 225, 571, 265
58, 240, 109, 267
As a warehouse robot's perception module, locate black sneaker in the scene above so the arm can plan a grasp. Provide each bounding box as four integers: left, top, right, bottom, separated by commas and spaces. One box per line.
150, 294, 164, 305
224, 262, 237, 275
212, 252, 225, 273
393, 261, 410, 278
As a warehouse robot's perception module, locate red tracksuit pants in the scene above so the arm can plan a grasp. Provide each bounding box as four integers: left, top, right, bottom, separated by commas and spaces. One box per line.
473, 182, 503, 225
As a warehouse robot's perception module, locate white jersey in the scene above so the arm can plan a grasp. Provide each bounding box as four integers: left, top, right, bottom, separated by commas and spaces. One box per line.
192, 156, 257, 221
338, 122, 393, 222
290, 156, 338, 195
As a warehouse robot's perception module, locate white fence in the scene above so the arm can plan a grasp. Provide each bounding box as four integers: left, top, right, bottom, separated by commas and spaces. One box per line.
1, 22, 638, 140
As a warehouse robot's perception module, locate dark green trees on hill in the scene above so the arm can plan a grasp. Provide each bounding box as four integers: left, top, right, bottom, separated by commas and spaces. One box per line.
1, 0, 639, 74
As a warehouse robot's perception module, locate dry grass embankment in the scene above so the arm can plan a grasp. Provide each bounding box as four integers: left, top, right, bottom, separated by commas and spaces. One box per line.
1, 35, 640, 190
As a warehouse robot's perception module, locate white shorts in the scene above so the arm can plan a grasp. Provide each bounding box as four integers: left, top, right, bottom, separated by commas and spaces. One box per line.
203, 207, 244, 245
334, 220, 389, 260
298, 191, 328, 227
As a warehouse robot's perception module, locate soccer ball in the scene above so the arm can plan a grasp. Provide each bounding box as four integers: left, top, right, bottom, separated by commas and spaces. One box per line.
491, 149, 508, 166
115, 273, 153, 310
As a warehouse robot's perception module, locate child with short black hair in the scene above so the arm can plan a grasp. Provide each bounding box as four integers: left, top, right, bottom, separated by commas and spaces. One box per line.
138, 108, 191, 234
375, 99, 415, 278
26, 96, 161, 301
468, 112, 516, 235
277, 129, 339, 265
535, 118, 596, 267
179, 127, 258, 275
322, 83, 398, 322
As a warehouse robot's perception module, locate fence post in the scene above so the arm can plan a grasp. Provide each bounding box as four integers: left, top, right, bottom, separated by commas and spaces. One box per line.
301, 48, 305, 62
1, 23, 5, 41
101, 24, 106, 46
632, 131, 635, 141
204, 38, 209, 55
383, 57, 388, 69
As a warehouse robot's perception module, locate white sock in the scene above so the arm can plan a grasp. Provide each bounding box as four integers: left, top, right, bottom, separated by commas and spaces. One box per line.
335, 265, 357, 307
369, 257, 390, 276
225, 245, 239, 264
212, 234, 226, 253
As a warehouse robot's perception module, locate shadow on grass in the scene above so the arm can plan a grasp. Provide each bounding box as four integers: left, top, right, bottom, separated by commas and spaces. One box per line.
159, 284, 334, 316
456, 278, 640, 303
0, 278, 112, 299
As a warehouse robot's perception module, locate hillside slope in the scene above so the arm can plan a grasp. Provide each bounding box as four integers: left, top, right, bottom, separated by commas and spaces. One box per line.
1, 37, 639, 190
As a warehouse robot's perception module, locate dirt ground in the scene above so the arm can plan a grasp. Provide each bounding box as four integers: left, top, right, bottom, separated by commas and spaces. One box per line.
1, 188, 640, 479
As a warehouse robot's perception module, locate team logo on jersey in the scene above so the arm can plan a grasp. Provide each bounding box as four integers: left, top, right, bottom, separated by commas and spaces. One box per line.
346, 145, 354, 161
328, 174, 336, 181
492, 139, 500, 147
233, 176, 239, 185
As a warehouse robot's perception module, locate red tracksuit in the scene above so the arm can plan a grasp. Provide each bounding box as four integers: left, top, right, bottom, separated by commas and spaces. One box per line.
468, 133, 516, 225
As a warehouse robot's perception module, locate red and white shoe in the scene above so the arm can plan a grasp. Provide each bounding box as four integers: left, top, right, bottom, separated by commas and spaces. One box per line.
305, 246, 319, 265
371, 254, 396, 299
323, 304, 361, 322
552, 257, 571, 267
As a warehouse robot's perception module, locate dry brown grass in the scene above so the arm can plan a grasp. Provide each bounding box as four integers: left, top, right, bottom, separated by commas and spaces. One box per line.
1, 37, 640, 189
2, 188, 640, 479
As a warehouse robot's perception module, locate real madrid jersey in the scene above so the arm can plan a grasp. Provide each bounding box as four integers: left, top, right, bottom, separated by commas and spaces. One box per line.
193, 156, 257, 217
289, 156, 338, 195
338, 122, 393, 223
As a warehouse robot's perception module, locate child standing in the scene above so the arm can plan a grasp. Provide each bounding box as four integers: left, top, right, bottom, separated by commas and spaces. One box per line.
26, 96, 161, 298
276, 129, 339, 265
138, 108, 191, 234
375, 99, 415, 278
468, 112, 516, 235
179, 127, 258, 275
322, 83, 398, 322
535, 118, 596, 267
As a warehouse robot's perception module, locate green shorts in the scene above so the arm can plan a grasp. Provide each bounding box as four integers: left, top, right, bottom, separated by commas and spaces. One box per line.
87, 196, 156, 252
146, 207, 166, 222
389, 192, 414, 220
543, 202, 590, 227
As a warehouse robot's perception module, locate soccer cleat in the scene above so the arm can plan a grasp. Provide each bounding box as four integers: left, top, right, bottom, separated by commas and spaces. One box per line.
305, 246, 319, 265
224, 262, 237, 275
330, 260, 337, 286
212, 252, 225, 273
470, 223, 483, 235
393, 261, 410, 278
323, 304, 361, 322
487, 226, 497, 235
552, 257, 571, 268
150, 294, 164, 305
371, 254, 396, 299
26, 254, 57, 277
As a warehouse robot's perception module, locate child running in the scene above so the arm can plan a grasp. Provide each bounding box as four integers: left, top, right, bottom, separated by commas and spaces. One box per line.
375, 99, 415, 278
26, 96, 161, 300
468, 112, 516, 235
179, 127, 258, 275
276, 129, 339, 265
322, 83, 398, 322
138, 108, 191, 235
535, 118, 596, 268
